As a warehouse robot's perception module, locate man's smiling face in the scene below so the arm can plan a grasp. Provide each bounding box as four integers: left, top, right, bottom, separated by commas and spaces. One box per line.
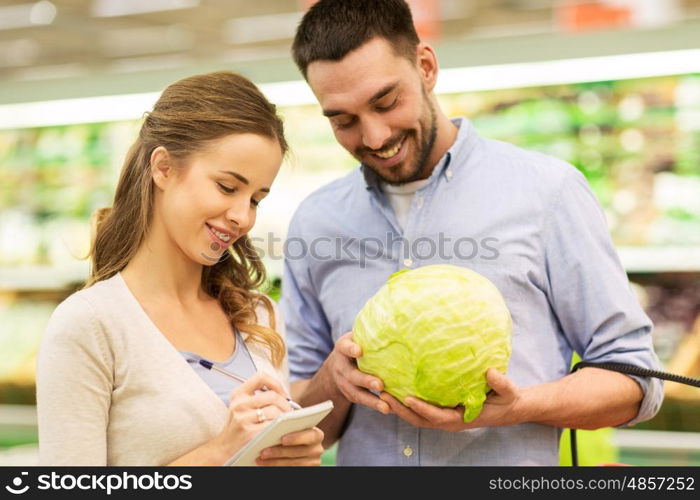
307, 37, 437, 185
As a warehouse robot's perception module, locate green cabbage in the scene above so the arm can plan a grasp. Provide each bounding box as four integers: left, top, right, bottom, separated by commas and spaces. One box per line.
353, 264, 512, 423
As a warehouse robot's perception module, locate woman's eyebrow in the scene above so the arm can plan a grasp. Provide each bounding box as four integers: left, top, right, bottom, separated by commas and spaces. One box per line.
219, 170, 249, 184
219, 170, 270, 192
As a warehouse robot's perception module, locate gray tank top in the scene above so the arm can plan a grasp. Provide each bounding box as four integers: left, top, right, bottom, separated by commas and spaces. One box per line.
181, 328, 257, 406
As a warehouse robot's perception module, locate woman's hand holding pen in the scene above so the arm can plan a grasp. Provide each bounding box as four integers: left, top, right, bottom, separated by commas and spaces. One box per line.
212, 372, 293, 461
211, 372, 324, 466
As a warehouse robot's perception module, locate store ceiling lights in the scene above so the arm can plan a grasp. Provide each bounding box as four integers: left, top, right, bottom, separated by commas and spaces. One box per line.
10, 63, 89, 81
435, 48, 700, 94
0, 38, 40, 67
91, 0, 199, 18
108, 54, 195, 74
2, 47, 700, 130
98, 25, 194, 58
0, 1, 56, 30
223, 12, 304, 45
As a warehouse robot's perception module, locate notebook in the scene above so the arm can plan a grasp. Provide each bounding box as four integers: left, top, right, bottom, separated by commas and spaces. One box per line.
225, 399, 334, 466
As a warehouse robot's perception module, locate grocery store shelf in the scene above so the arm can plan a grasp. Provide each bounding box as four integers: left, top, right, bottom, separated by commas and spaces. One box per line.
0, 443, 38, 466
617, 246, 700, 273
0, 264, 88, 292
0, 247, 698, 292
0, 405, 37, 427
613, 429, 700, 452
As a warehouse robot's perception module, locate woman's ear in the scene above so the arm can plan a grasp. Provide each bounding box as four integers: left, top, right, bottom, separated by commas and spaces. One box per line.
416, 42, 438, 92
151, 146, 173, 190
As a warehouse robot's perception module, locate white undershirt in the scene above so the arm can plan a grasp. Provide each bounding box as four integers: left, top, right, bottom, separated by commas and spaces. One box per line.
381, 178, 430, 230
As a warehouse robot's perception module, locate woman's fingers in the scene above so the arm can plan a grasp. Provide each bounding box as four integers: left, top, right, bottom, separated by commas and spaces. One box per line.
256, 427, 324, 465
281, 426, 324, 447
252, 404, 285, 425
250, 388, 292, 412
231, 387, 292, 415
228, 372, 292, 415
232, 371, 289, 399
256, 455, 323, 466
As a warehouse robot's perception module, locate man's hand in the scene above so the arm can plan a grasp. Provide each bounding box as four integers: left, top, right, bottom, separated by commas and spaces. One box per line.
326, 332, 391, 415
378, 368, 524, 431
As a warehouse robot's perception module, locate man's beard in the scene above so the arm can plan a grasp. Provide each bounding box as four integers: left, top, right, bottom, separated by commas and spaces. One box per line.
360, 93, 438, 186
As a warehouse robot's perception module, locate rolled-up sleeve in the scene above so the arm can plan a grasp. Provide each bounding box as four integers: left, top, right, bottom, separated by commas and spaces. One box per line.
543, 168, 664, 426
281, 211, 334, 383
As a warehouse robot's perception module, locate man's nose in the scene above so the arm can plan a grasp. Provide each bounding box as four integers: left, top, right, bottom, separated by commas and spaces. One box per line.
361, 117, 392, 151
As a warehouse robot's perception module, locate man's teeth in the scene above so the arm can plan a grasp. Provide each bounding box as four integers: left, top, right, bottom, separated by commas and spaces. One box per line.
213, 229, 231, 242
375, 138, 403, 159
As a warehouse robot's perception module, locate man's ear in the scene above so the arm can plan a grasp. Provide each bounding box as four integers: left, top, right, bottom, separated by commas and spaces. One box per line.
416, 42, 438, 92
150, 146, 173, 190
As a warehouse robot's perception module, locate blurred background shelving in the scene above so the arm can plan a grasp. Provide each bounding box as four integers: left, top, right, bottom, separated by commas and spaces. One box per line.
1, 0, 699, 466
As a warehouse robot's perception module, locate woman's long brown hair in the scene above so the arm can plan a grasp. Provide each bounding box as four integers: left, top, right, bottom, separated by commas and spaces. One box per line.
86, 71, 288, 367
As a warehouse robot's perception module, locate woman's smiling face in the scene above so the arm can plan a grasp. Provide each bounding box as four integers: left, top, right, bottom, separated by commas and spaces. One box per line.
152, 133, 283, 266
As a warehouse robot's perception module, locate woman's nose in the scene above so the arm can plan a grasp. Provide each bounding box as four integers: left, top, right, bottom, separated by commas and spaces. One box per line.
225, 200, 250, 230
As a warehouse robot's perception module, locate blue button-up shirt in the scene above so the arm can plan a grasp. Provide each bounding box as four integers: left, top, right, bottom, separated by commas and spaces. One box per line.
281, 117, 663, 466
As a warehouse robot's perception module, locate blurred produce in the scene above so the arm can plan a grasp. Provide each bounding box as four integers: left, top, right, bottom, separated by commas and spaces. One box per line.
664, 316, 700, 402
0, 296, 54, 403
630, 275, 700, 365
560, 428, 618, 467
440, 75, 700, 246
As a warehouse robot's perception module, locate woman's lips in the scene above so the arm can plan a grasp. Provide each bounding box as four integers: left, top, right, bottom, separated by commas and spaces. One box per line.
206, 223, 236, 249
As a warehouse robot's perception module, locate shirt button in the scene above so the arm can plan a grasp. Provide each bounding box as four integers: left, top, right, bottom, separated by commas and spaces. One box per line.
416, 197, 423, 209
403, 258, 413, 268
403, 446, 414, 457
446, 170, 453, 179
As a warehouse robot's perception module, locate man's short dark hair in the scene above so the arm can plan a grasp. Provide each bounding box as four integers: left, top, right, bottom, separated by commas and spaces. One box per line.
292, 0, 420, 79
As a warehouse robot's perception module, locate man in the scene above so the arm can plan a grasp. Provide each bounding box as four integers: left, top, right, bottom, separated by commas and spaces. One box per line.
281, 0, 663, 465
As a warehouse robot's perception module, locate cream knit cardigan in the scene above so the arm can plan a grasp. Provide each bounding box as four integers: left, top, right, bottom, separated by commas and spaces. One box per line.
36, 273, 289, 466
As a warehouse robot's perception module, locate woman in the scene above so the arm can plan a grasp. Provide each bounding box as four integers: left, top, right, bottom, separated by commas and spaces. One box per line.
36, 71, 324, 466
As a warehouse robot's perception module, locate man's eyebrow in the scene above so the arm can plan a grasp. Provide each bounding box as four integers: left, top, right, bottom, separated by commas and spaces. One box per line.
368, 82, 399, 105
322, 109, 344, 118
322, 81, 399, 118
219, 170, 270, 193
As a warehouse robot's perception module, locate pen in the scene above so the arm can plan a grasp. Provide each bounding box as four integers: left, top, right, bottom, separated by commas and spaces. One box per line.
198, 359, 302, 410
